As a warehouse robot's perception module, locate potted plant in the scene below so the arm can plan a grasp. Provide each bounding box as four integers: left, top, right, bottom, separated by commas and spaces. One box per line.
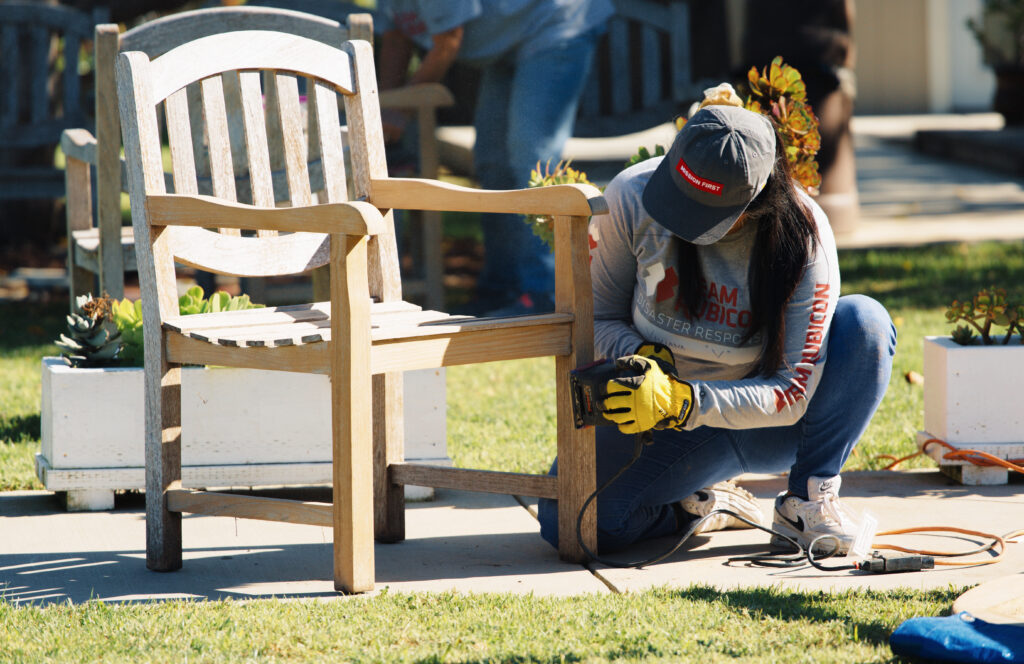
967, 0, 1024, 124
39, 292, 449, 510
920, 286, 1024, 484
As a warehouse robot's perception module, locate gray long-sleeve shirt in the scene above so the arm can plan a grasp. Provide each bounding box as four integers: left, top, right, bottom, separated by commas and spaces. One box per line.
590, 157, 840, 430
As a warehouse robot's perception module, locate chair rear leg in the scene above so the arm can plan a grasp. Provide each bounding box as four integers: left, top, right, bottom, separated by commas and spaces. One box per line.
146, 363, 183, 571
374, 371, 405, 543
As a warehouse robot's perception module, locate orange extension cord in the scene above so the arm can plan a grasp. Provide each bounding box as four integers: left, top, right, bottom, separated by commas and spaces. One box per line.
871, 438, 1024, 567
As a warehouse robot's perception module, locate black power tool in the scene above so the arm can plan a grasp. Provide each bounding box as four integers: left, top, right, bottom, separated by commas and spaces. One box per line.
568, 359, 639, 429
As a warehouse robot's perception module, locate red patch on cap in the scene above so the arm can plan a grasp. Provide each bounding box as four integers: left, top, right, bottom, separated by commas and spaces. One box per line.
676, 158, 723, 196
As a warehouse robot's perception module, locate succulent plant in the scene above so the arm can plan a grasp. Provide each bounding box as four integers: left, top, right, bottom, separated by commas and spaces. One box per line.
945, 286, 1024, 345
744, 56, 822, 194
56, 294, 122, 367
111, 297, 144, 366
951, 324, 977, 346
110, 286, 265, 366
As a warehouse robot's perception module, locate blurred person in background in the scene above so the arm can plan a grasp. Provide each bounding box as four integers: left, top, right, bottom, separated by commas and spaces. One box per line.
376, 0, 614, 315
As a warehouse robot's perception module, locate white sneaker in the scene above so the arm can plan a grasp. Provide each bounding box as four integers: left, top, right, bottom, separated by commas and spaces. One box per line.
771, 475, 859, 555
680, 480, 765, 534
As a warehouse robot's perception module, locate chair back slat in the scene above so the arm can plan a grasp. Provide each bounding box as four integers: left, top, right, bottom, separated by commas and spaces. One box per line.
200, 75, 242, 236
185, 84, 210, 181
164, 89, 199, 196
0, 26, 17, 128
28, 27, 49, 124
311, 80, 347, 205
305, 76, 324, 195
62, 33, 82, 123
271, 72, 313, 207
222, 71, 250, 178
119, 30, 370, 283
237, 71, 276, 230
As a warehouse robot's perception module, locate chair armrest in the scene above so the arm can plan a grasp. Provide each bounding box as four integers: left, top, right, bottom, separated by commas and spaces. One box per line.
379, 83, 454, 111
60, 129, 98, 165
369, 177, 608, 217
146, 194, 387, 236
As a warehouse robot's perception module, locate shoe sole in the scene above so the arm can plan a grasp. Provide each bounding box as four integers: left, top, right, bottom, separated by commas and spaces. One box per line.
770, 516, 852, 556
683, 483, 765, 532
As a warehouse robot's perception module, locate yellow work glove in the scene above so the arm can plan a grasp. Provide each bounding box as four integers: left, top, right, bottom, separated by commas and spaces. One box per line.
601, 355, 695, 434
636, 341, 676, 374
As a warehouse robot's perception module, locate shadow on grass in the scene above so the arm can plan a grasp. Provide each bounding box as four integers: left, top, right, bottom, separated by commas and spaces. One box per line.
665, 585, 958, 648
0, 414, 40, 444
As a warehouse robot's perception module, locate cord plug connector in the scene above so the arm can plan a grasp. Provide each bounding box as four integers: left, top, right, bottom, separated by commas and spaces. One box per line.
856, 552, 935, 574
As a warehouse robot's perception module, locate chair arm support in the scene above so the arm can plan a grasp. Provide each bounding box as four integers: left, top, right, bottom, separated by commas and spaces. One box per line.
60, 129, 98, 165
369, 177, 608, 217
146, 194, 386, 236
379, 83, 455, 110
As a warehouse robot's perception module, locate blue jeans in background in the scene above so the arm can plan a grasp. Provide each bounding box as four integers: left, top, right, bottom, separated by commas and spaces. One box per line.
538, 295, 897, 551
471, 30, 599, 308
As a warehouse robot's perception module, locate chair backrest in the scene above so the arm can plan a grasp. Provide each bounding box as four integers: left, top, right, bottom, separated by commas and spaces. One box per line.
574, 0, 693, 138
93, 7, 375, 294
117, 31, 398, 321
0, 2, 107, 198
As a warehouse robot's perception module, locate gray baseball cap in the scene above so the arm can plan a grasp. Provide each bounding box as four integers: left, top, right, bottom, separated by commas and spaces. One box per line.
642, 105, 776, 244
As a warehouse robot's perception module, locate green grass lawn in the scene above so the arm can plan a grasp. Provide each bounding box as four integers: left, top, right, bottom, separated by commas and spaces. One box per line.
0, 586, 961, 663
2, 239, 1022, 662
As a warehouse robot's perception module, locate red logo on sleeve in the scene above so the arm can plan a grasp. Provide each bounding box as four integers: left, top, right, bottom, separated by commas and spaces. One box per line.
676, 158, 723, 196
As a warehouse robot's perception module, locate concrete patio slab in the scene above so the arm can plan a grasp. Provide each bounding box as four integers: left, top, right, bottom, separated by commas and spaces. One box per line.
954, 574, 1024, 624
585, 470, 1024, 594
0, 489, 606, 606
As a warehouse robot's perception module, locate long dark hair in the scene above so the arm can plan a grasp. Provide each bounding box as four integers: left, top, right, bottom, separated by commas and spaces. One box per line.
675, 130, 818, 377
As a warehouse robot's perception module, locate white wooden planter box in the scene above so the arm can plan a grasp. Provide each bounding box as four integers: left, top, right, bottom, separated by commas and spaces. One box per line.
37, 357, 449, 509
920, 335, 1024, 484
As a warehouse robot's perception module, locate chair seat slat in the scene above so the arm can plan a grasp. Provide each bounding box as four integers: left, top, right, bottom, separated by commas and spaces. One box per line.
163, 299, 421, 334
166, 306, 574, 347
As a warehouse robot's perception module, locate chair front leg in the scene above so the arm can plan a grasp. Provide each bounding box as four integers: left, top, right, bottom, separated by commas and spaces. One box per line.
330, 233, 375, 593
145, 360, 183, 571
554, 213, 597, 562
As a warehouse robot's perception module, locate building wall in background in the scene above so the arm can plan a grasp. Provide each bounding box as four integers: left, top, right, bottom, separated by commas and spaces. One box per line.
855, 0, 995, 114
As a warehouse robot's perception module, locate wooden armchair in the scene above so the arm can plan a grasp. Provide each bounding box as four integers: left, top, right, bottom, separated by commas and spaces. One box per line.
64, 5, 452, 308
116, 30, 604, 592
0, 3, 107, 200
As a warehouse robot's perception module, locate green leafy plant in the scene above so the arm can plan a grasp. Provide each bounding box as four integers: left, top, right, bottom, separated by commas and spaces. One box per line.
55, 294, 122, 367
523, 159, 601, 249
624, 144, 666, 168
111, 297, 145, 366
944, 286, 1024, 345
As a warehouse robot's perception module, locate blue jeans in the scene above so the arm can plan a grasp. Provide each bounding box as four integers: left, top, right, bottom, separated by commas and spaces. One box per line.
538, 295, 897, 551
471, 31, 599, 302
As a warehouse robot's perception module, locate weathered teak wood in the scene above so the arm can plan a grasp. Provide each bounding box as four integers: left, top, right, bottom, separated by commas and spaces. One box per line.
0, 3, 107, 202
66, 5, 452, 306
118, 29, 603, 594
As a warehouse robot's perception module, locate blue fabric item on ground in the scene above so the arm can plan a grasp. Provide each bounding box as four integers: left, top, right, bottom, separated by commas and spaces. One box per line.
889, 612, 1024, 663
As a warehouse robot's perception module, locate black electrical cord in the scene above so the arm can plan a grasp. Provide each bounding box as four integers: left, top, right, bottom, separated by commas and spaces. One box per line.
574, 432, 856, 572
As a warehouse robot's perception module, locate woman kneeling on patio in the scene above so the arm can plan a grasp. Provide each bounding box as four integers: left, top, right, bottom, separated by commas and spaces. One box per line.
538, 103, 896, 556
